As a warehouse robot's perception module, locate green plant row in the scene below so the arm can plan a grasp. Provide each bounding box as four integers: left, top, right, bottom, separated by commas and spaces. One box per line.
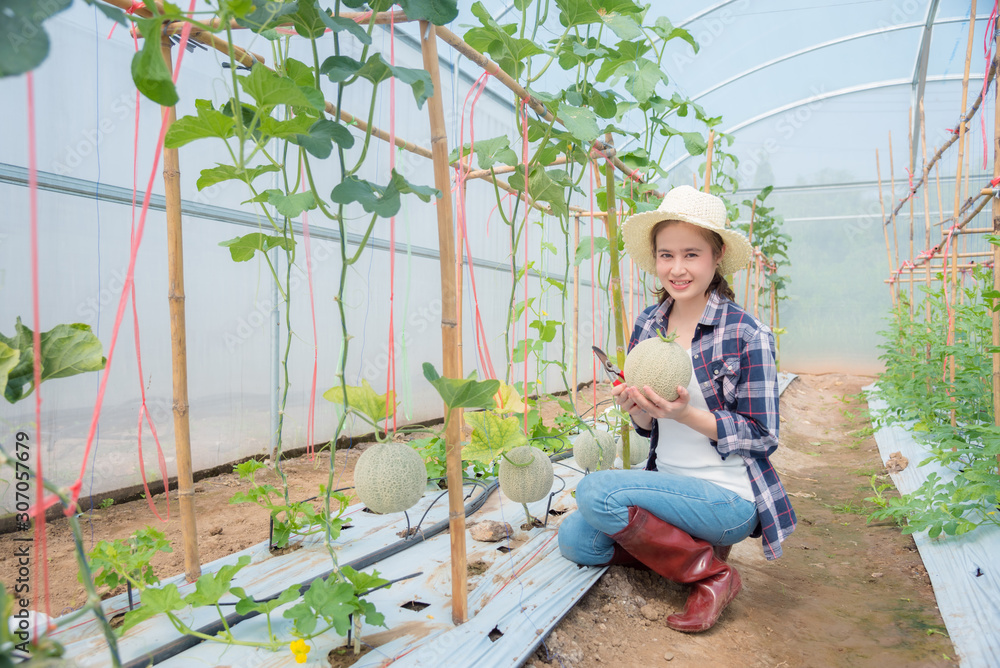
868, 261, 1000, 538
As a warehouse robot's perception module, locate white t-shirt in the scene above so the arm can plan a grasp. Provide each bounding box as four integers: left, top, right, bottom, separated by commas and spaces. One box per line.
654, 350, 755, 502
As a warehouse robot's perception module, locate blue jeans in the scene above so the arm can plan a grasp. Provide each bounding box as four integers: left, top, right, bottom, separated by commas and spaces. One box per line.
558, 469, 759, 566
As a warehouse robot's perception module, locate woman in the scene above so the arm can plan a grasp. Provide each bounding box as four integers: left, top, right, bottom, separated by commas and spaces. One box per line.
558, 185, 795, 633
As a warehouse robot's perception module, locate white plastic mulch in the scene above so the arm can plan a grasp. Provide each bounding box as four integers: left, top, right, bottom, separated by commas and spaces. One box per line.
865, 386, 1000, 668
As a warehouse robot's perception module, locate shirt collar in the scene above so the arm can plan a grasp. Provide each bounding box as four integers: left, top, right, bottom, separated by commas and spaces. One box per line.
654, 291, 727, 328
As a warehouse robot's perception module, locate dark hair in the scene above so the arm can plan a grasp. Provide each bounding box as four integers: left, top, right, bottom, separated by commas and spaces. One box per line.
650, 220, 736, 304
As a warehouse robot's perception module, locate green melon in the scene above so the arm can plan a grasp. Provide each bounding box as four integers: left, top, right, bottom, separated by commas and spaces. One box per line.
498, 445, 554, 503
623, 330, 692, 402
615, 429, 650, 467
353, 441, 428, 514
573, 430, 615, 472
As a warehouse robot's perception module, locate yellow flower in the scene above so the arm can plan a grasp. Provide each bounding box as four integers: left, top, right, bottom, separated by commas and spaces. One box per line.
290, 639, 310, 664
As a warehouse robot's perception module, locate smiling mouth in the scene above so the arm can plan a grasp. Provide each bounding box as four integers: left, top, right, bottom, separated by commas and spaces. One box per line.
670, 280, 692, 287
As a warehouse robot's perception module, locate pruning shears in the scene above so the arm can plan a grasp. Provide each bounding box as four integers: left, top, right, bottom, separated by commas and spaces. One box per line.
592, 346, 624, 387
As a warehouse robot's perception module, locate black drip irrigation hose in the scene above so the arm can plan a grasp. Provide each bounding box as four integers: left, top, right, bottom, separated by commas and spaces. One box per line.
121, 478, 499, 668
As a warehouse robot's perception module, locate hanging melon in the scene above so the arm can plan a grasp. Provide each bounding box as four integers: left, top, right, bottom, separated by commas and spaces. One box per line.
616, 429, 651, 467
353, 442, 428, 514
573, 430, 615, 472
498, 445, 554, 504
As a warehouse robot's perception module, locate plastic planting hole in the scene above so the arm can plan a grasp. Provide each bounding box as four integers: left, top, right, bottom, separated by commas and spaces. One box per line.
361, 507, 377, 514
496, 546, 512, 554
488, 627, 504, 642
547, 508, 567, 516
400, 600, 430, 612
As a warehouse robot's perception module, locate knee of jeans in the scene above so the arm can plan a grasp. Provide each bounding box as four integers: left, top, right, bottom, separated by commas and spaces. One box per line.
575, 471, 607, 513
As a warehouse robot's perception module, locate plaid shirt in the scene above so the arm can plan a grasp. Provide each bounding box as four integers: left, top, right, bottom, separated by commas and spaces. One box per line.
629, 292, 796, 560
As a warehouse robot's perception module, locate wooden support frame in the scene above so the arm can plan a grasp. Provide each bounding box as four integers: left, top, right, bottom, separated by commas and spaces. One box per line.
419, 20, 467, 625
160, 41, 201, 583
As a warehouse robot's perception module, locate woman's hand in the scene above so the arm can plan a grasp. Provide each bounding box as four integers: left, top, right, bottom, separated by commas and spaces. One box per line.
624, 384, 692, 422
612, 382, 653, 430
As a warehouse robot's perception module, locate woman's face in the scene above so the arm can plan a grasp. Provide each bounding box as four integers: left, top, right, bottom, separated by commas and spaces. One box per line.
653, 221, 722, 307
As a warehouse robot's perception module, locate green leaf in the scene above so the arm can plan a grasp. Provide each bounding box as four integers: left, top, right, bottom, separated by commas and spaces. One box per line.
196, 163, 280, 191
165, 100, 236, 148
320, 55, 364, 83
530, 319, 559, 343
681, 132, 707, 156
184, 556, 251, 608
449, 136, 518, 170
322, 378, 397, 424
355, 54, 434, 108
234, 583, 301, 616
253, 189, 317, 219
235, 1, 299, 33
0, 342, 19, 397
466, 3, 543, 79
121, 584, 185, 634
422, 363, 499, 412
510, 339, 543, 364
398, 0, 459, 25
603, 13, 642, 40
651, 16, 698, 54
2, 319, 107, 404
239, 66, 322, 111
627, 58, 667, 104
558, 102, 600, 144
330, 176, 395, 217
0, 0, 72, 78
288, 0, 327, 38
341, 566, 390, 594
574, 237, 610, 265
462, 411, 528, 462
555, 0, 602, 27
131, 17, 178, 106
331, 170, 439, 218
284, 576, 357, 637
219, 232, 295, 262
289, 118, 356, 159
507, 166, 568, 217
319, 12, 373, 45
589, 89, 618, 119
259, 114, 315, 139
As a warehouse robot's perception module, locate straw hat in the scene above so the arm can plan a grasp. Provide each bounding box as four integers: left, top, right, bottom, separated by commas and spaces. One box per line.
621, 185, 753, 276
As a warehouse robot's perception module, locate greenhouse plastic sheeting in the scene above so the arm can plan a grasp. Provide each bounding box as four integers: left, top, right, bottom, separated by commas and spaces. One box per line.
866, 387, 1000, 668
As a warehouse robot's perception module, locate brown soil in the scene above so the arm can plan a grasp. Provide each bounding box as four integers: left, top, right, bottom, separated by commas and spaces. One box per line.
0, 374, 958, 667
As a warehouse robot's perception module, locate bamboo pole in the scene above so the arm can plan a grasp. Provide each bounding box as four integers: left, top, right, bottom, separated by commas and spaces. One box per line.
744, 200, 756, 308
889, 131, 900, 303
419, 20, 466, 624
703, 130, 715, 194
455, 180, 466, 433
993, 47, 1000, 471
920, 101, 932, 329
571, 216, 580, 409
876, 149, 897, 307
908, 110, 915, 315
603, 139, 630, 468
161, 41, 201, 583
950, 0, 977, 430
173, 9, 414, 32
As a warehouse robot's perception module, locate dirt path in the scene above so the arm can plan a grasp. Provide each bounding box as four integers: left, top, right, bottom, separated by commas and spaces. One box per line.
0, 374, 957, 667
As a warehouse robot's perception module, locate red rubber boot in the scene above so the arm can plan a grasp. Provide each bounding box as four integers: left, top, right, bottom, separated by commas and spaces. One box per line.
609, 506, 742, 633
